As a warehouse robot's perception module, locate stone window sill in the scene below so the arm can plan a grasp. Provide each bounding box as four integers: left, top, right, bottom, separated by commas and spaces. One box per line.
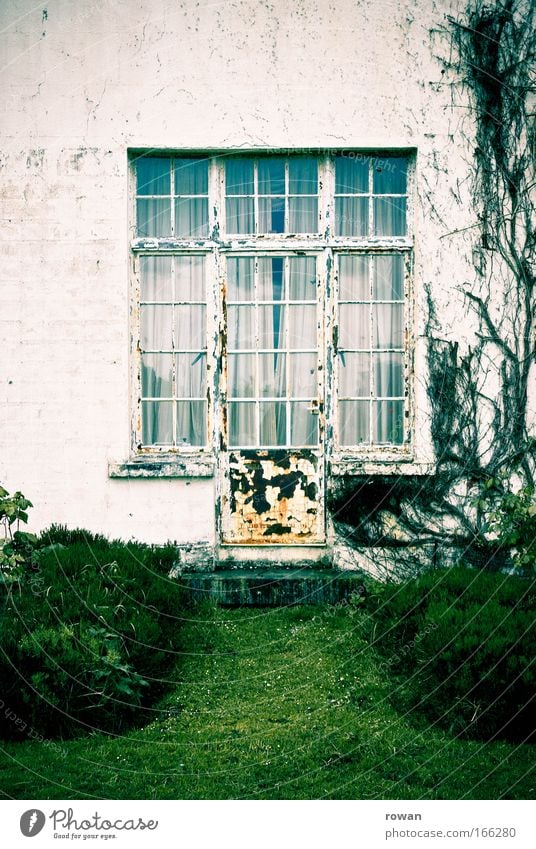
108, 453, 215, 479
330, 454, 433, 476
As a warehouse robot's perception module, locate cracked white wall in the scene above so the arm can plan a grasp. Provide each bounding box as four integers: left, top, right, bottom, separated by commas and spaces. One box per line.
0, 0, 480, 543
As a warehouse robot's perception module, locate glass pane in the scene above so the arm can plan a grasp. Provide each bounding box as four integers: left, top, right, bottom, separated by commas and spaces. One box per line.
374, 197, 407, 236
140, 256, 172, 301
176, 352, 206, 397
141, 354, 173, 397
339, 303, 370, 349
225, 197, 255, 233
177, 400, 206, 446
258, 305, 286, 349
227, 257, 255, 301
258, 196, 285, 233
372, 304, 404, 349
373, 156, 407, 194
141, 305, 172, 350
338, 352, 370, 397
175, 304, 206, 349
258, 158, 285, 195
229, 402, 256, 446
374, 255, 404, 300
136, 199, 171, 237
136, 157, 170, 195
290, 402, 318, 446
258, 257, 285, 300
289, 158, 317, 194
335, 197, 368, 237
373, 353, 404, 397
142, 401, 173, 445
289, 352, 317, 396
372, 400, 404, 444
338, 255, 369, 300
226, 159, 254, 195
175, 255, 206, 301
174, 158, 208, 195
289, 256, 316, 300
288, 304, 316, 349
339, 400, 369, 445
259, 402, 286, 446
288, 197, 318, 233
228, 353, 256, 397
175, 198, 209, 238
335, 155, 368, 194
227, 305, 255, 349
259, 353, 286, 397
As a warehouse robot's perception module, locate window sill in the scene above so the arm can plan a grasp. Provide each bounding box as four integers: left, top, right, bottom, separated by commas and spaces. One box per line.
330, 454, 434, 477
108, 453, 215, 479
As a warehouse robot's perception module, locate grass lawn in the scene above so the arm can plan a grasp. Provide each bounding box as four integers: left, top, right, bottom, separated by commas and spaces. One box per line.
0, 603, 533, 799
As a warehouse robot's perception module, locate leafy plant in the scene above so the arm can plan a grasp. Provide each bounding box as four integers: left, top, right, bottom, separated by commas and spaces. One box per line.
0, 485, 36, 574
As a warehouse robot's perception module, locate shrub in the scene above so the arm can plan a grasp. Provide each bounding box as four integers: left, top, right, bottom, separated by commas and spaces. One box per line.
0, 528, 189, 740
369, 567, 536, 742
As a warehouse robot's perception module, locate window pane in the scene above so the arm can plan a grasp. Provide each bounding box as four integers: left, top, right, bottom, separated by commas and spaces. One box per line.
338, 255, 369, 300
259, 352, 286, 397
374, 254, 404, 300
142, 401, 173, 444
288, 197, 318, 233
338, 352, 370, 397
136, 199, 171, 237
373, 353, 404, 396
140, 256, 172, 301
227, 305, 255, 349
227, 257, 255, 301
290, 402, 318, 446
335, 156, 368, 193
288, 304, 316, 349
372, 304, 404, 349
339, 303, 370, 349
258, 158, 285, 195
289, 352, 317, 396
136, 157, 170, 195
174, 158, 208, 195
141, 305, 173, 350
372, 400, 404, 444
374, 197, 407, 236
176, 352, 206, 397
335, 197, 368, 237
229, 402, 256, 446
258, 196, 285, 233
258, 305, 286, 349
258, 257, 285, 300
175, 198, 209, 238
177, 400, 206, 446
175, 304, 206, 349
226, 159, 254, 195
226, 197, 255, 233
141, 354, 173, 397
259, 402, 286, 446
289, 158, 317, 194
339, 400, 369, 445
228, 353, 256, 397
373, 156, 407, 194
289, 256, 316, 300
175, 255, 206, 301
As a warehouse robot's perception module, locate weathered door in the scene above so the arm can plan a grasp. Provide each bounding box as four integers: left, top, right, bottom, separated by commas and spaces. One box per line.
219, 254, 325, 544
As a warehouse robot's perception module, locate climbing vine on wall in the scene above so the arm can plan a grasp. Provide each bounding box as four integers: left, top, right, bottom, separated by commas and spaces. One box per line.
331, 0, 535, 573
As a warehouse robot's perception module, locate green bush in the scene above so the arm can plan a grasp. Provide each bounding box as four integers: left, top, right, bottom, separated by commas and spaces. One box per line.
0, 528, 189, 740
369, 567, 536, 742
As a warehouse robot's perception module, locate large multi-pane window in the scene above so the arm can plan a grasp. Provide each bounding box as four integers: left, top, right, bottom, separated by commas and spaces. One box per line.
131, 151, 412, 452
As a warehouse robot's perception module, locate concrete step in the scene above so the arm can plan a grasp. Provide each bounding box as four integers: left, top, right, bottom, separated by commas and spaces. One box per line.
177, 569, 366, 607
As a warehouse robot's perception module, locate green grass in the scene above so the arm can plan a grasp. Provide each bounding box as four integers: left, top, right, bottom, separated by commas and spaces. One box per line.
0, 603, 534, 799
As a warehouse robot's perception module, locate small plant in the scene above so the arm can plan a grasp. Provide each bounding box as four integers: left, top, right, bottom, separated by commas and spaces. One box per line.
482, 480, 536, 572
0, 485, 36, 573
